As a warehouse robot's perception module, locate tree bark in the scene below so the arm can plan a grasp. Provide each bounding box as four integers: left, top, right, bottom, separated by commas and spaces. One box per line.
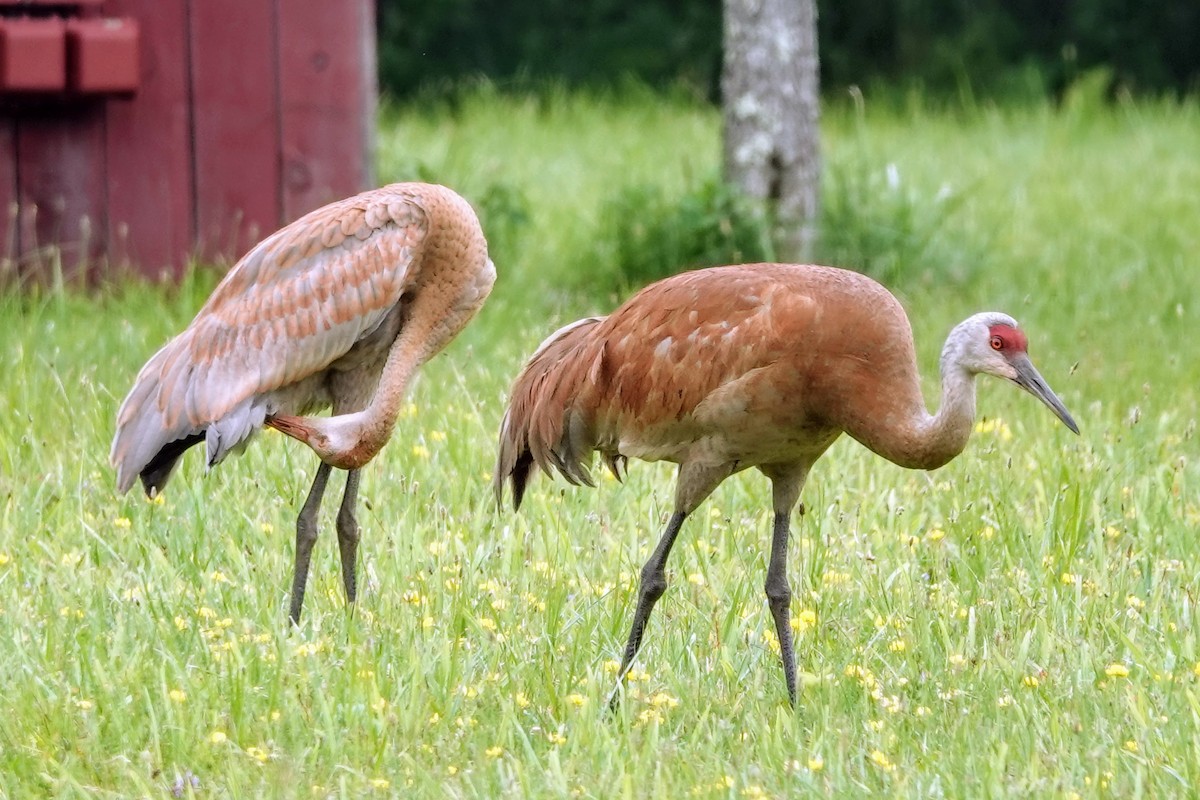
722, 0, 820, 262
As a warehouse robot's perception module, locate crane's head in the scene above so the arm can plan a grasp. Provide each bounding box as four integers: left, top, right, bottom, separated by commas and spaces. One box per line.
948, 312, 1080, 434
266, 412, 379, 470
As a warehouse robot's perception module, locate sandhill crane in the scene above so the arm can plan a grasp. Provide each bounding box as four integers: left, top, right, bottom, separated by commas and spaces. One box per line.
494, 263, 1078, 707
111, 182, 495, 623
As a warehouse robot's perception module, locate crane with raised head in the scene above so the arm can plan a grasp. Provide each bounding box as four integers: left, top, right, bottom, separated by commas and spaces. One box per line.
111, 182, 496, 623
494, 263, 1078, 708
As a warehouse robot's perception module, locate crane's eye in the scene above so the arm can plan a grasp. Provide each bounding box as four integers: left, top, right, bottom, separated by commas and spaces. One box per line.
989, 335, 1004, 351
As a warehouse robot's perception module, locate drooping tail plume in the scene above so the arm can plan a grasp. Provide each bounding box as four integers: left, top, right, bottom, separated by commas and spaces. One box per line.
493, 316, 606, 510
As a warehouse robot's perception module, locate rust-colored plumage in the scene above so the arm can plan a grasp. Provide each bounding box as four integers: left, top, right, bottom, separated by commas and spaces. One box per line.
112, 182, 495, 622
495, 263, 1078, 706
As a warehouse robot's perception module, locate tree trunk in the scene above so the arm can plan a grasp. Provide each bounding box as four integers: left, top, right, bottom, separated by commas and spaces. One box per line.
722, 0, 820, 262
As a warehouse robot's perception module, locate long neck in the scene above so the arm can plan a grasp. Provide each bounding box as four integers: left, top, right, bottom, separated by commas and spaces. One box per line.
913, 351, 978, 469
357, 316, 436, 449
306, 204, 491, 469
867, 333, 978, 471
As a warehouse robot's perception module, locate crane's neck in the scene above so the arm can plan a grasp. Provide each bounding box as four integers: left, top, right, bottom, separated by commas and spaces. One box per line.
870, 332, 979, 471
269, 325, 432, 471
270, 192, 494, 471
913, 351, 978, 470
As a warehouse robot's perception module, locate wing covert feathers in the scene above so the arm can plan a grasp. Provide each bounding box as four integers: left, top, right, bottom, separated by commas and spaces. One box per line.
492, 262, 916, 510
111, 182, 483, 495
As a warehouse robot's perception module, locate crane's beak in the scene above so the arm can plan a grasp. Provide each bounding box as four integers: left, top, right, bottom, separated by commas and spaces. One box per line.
1010, 354, 1080, 434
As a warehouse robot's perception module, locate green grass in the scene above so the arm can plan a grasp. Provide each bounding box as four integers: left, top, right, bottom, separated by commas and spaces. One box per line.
2, 86, 1199, 797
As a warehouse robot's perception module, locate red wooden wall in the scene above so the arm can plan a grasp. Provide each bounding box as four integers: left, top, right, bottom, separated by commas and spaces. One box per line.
0, 0, 375, 280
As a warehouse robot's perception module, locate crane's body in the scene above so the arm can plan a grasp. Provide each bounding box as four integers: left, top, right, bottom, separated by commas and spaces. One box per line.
112, 182, 495, 622
494, 263, 1077, 707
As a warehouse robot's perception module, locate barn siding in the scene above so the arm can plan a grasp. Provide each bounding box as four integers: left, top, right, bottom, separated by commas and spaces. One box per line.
191, 0, 281, 264
278, 0, 375, 222
0, 0, 374, 280
16, 104, 107, 278
0, 118, 15, 266
105, 0, 192, 278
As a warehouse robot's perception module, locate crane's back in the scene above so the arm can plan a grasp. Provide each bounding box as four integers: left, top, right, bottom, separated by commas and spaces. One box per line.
583, 265, 920, 459
496, 264, 927, 498
112, 182, 493, 496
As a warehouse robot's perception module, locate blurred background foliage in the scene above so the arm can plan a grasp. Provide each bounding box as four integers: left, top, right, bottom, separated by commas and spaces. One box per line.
375, 0, 1197, 294
377, 0, 1199, 103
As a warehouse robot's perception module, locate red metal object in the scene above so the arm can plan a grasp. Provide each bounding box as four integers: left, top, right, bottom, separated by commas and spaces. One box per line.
66, 17, 138, 94
0, 17, 67, 92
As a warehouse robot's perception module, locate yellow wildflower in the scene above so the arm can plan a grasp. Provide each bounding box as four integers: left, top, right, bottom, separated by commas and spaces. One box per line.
648, 692, 679, 709
208, 730, 227, 745
1105, 663, 1130, 679
792, 609, 817, 633
869, 749, 895, 771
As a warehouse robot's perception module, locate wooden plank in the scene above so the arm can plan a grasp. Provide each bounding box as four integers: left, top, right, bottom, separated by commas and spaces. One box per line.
190, 0, 280, 264
0, 118, 16, 276
278, 0, 374, 221
104, 0, 193, 279
15, 103, 106, 283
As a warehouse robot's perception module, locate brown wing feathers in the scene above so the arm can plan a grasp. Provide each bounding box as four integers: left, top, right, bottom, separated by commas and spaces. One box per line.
110, 186, 432, 496
493, 317, 606, 509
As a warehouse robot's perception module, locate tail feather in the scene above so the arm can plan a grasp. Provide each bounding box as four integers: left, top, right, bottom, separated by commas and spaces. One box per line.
111, 332, 262, 496
494, 316, 606, 510
138, 433, 205, 496
111, 341, 193, 494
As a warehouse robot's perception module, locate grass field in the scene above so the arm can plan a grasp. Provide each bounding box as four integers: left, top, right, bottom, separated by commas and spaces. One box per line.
1, 86, 1199, 797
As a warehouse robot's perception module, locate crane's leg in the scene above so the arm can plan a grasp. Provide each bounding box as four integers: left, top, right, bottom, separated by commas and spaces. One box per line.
290, 462, 333, 624
608, 462, 730, 712
761, 464, 809, 707
766, 511, 798, 705
335, 469, 362, 606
